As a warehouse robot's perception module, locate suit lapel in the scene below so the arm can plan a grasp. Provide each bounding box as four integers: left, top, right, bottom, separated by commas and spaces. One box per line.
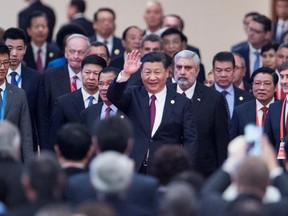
192, 83, 205, 112
21, 65, 30, 91
4, 84, 13, 118
71, 89, 85, 113
139, 87, 151, 136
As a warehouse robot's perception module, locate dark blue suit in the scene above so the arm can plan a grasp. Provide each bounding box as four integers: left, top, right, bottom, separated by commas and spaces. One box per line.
107, 80, 198, 171
89, 35, 124, 60
70, 17, 94, 37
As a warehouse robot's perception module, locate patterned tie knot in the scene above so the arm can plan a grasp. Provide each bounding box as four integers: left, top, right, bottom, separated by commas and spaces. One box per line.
261, 106, 268, 113
73, 75, 78, 82
222, 90, 228, 96
88, 96, 94, 107
105, 106, 112, 118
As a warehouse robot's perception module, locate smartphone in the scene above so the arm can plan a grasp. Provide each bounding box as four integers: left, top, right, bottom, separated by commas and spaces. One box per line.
244, 124, 263, 156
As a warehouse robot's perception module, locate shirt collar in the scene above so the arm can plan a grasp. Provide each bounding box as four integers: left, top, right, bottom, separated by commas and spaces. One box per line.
8, 63, 22, 76
0, 81, 6, 91
256, 98, 274, 110
102, 103, 117, 112
176, 81, 196, 99
248, 42, 261, 53
81, 87, 99, 102
96, 35, 113, 44
68, 65, 81, 79
148, 86, 167, 101
31, 41, 47, 53
215, 83, 234, 94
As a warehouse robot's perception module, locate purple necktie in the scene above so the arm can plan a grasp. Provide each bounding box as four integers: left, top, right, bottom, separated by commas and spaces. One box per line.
150, 95, 156, 131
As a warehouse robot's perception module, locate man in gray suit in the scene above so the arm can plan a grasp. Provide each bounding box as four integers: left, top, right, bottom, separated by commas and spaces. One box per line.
0, 42, 34, 162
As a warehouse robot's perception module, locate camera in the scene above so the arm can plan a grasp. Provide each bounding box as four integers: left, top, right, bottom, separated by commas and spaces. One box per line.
244, 124, 263, 156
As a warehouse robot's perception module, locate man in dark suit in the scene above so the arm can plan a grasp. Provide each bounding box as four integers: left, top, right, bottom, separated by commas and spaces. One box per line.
107, 50, 197, 173
231, 14, 272, 82
67, 0, 94, 37
65, 117, 158, 215
81, 67, 124, 134
38, 33, 90, 150
212, 51, 254, 121
171, 50, 230, 177
89, 8, 124, 60
50, 55, 107, 146
231, 67, 277, 139
18, 0, 56, 43
3, 27, 42, 152
23, 11, 61, 73
273, 0, 288, 44
0, 42, 34, 162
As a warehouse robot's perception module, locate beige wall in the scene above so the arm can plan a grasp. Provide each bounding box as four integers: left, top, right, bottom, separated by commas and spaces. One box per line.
1, 0, 271, 74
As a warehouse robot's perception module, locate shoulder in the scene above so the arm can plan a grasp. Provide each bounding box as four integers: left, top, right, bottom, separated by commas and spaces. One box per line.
234, 99, 255, 112
45, 65, 67, 76
231, 41, 249, 52
234, 86, 254, 99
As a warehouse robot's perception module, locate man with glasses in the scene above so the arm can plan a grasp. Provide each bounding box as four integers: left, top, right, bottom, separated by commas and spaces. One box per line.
230, 67, 277, 139
0, 42, 34, 162
39, 33, 90, 150
232, 14, 272, 82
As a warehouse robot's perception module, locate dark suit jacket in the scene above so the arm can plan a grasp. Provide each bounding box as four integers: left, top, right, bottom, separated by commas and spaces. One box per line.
108, 54, 125, 70
23, 43, 61, 71
107, 80, 198, 171
264, 99, 284, 151
4, 83, 34, 162
89, 35, 124, 60
50, 89, 85, 147
231, 41, 251, 82
71, 17, 94, 37
200, 169, 288, 216
170, 83, 230, 177
243, 80, 252, 93
18, 0, 56, 43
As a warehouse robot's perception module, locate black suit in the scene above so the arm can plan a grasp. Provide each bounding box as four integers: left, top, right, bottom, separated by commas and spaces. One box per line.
71, 17, 94, 37
18, 0, 56, 43
107, 80, 198, 172
108, 54, 125, 69
89, 35, 124, 60
23, 43, 61, 71
170, 83, 230, 177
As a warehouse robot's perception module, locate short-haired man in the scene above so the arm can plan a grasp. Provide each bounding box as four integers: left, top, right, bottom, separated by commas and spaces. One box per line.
107, 50, 198, 173
89, 7, 124, 60
89, 41, 110, 64
212, 51, 254, 121
50, 54, 107, 148
0, 42, 34, 162
232, 14, 272, 80
143, 1, 163, 36
273, 0, 288, 43
231, 67, 277, 139
275, 44, 288, 100
171, 50, 230, 177
233, 53, 252, 93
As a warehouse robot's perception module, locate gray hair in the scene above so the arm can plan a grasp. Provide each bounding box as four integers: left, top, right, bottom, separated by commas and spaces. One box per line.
173, 50, 200, 68
65, 33, 90, 48
0, 120, 21, 160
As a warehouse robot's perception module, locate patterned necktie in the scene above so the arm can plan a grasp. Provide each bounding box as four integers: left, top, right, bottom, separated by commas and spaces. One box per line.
261, 106, 268, 127
36, 48, 44, 72
105, 106, 112, 119
71, 75, 78, 92
253, 51, 260, 72
10, 72, 18, 86
150, 95, 156, 130
222, 90, 230, 119
88, 96, 94, 107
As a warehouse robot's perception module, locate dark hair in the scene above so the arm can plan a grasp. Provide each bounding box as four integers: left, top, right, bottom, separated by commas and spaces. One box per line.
261, 42, 280, 55
244, 11, 260, 19
141, 33, 163, 49
140, 52, 171, 71
212, 51, 235, 68
161, 28, 186, 42
0, 42, 11, 56
70, 0, 86, 13
3, 27, 27, 44
99, 66, 120, 80
90, 41, 110, 59
93, 7, 116, 21
278, 61, 288, 72
250, 67, 278, 86
122, 26, 141, 40
27, 11, 48, 28
252, 14, 272, 32
94, 117, 133, 153
164, 14, 184, 31
81, 54, 107, 69
56, 24, 86, 53
56, 123, 92, 161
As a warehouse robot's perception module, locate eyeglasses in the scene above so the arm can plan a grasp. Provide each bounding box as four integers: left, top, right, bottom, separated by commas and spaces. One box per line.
253, 81, 273, 88
0, 61, 10, 68
98, 81, 113, 87
68, 49, 86, 56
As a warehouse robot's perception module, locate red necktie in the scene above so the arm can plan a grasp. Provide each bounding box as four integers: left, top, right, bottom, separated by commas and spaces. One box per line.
105, 106, 112, 119
182, 91, 186, 97
261, 106, 268, 127
36, 48, 44, 72
150, 95, 156, 131
71, 75, 78, 92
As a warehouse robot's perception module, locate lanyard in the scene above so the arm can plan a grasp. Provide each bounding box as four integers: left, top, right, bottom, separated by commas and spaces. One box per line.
0, 89, 7, 121
255, 104, 260, 126
280, 98, 287, 141
15, 75, 22, 86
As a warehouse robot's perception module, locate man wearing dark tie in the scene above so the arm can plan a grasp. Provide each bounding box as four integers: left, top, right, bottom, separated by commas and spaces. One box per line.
230, 67, 277, 139
171, 50, 230, 177
3, 27, 42, 152
107, 50, 197, 173
81, 67, 124, 135
50, 55, 107, 148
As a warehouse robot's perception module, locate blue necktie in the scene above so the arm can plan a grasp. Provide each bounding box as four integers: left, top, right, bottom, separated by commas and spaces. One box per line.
253, 52, 260, 72
10, 72, 18, 86
88, 96, 94, 107
222, 90, 230, 119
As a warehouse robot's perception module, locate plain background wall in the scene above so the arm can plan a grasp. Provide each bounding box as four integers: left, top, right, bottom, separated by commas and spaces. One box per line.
0, 0, 271, 75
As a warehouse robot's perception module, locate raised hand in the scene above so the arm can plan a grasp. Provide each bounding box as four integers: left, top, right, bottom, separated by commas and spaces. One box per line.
122, 50, 142, 77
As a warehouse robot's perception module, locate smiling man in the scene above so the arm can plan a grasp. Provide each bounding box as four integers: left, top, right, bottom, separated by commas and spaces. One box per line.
107, 50, 197, 174
230, 67, 277, 139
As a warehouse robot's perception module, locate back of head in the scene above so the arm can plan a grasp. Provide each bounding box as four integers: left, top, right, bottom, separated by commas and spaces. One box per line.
89, 151, 134, 196
0, 120, 21, 161
229, 199, 268, 216
70, 0, 86, 13
56, 123, 92, 161
93, 117, 133, 154
151, 145, 191, 185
